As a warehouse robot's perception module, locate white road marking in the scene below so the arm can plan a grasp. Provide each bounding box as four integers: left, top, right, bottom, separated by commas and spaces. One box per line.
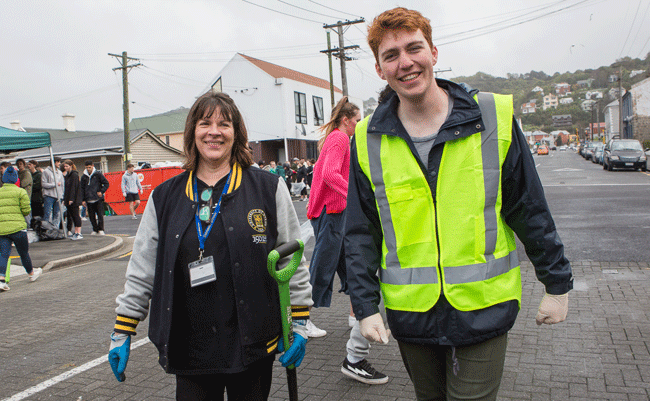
3, 337, 151, 401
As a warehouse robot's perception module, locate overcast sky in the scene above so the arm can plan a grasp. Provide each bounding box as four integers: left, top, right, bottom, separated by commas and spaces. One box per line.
1, 0, 647, 132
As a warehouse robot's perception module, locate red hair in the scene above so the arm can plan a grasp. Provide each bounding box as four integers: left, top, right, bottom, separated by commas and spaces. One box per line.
367, 7, 433, 65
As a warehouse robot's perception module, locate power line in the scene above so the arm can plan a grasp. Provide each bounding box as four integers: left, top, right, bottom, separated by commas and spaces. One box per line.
306, 0, 360, 20
619, 0, 642, 58
625, 0, 650, 57
0, 84, 119, 118
241, 0, 322, 24
276, 0, 343, 20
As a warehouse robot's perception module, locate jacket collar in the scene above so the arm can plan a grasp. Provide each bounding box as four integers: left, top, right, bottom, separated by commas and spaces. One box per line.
368, 79, 483, 142
184, 162, 243, 201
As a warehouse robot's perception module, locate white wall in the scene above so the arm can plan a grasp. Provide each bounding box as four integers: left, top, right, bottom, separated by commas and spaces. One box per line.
216, 54, 363, 143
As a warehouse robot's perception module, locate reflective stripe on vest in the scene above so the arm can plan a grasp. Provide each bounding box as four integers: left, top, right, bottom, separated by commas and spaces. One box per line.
355, 92, 522, 313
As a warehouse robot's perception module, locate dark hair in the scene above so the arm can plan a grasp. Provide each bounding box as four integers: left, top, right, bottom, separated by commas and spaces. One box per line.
126, 163, 135, 169
84, 160, 94, 166
183, 91, 253, 171
54, 156, 62, 162
0, 161, 11, 168
318, 96, 360, 151
16, 158, 26, 167
28, 160, 39, 167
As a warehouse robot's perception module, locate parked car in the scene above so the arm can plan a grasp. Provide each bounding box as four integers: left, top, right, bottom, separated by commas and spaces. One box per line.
537, 145, 549, 155
602, 139, 647, 171
559, 145, 568, 151
592, 143, 604, 164
583, 143, 596, 160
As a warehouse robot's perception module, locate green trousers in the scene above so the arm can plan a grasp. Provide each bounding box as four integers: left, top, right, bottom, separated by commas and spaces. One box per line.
398, 333, 508, 401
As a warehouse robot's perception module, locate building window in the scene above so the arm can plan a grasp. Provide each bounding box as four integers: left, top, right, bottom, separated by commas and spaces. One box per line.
313, 96, 324, 126
165, 135, 170, 145
294, 92, 307, 124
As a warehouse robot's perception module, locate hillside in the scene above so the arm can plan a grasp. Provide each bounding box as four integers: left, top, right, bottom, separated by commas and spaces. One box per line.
451, 55, 649, 133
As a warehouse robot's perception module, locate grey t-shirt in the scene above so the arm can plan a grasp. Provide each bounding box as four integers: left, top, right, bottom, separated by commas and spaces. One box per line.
411, 92, 454, 170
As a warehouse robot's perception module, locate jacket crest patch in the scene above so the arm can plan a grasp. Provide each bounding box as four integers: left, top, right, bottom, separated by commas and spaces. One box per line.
248, 209, 267, 233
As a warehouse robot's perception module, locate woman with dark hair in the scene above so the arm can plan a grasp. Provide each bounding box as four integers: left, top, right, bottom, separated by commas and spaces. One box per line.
62, 160, 83, 240
108, 91, 313, 400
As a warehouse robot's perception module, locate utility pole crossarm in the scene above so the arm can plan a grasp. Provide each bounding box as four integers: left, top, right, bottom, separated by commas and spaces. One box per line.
322, 19, 365, 98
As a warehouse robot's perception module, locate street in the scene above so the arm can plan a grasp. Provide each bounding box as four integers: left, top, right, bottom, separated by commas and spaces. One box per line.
1, 154, 649, 400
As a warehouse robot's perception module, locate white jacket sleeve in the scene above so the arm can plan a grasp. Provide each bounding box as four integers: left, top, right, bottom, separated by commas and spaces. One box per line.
114, 190, 159, 331
274, 177, 313, 338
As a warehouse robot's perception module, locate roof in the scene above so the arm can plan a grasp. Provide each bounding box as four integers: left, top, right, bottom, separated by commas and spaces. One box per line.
129, 107, 189, 134
238, 53, 342, 94
23, 127, 110, 141
16, 128, 181, 159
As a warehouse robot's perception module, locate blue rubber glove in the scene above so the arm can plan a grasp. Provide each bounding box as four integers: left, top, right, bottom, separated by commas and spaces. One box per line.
278, 333, 307, 368
108, 333, 131, 382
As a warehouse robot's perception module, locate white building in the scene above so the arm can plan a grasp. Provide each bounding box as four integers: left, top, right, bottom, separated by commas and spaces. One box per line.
204, 53, 361, 163
559, 98, 574, 105
603, 99, 619, 141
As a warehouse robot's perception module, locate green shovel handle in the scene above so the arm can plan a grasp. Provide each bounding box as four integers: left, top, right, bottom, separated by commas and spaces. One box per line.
267, 239, 304, 370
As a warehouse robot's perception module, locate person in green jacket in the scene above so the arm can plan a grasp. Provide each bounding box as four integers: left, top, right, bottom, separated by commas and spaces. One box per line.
0, 166, 42, 291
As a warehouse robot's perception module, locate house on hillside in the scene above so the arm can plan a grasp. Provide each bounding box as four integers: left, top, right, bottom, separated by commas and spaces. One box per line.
577, 78, 595, 88
559, 97, 574, 105
552, 114, 572, 128
11, 115, 182, 172
621, 77, 650, 144
585, 91, 603, 100
603, 99, 619, 141
532, 86, 544, 94
204, 53, 360, 164
630, 70, 645, 79
543, 93, 558, 110
581, 99, 597, 112
130, 107, 188, 151
521, 102, 536, 114
554, 83, 571, 96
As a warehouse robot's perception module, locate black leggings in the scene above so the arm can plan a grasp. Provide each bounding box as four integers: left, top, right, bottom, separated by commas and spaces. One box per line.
175, 356, 274, 401
66, 203, 81, 232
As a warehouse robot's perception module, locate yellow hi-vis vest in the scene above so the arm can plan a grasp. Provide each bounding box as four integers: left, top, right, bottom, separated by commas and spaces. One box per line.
354, 92, 522, 313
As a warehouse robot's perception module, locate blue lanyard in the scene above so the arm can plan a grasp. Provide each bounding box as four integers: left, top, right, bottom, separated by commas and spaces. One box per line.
193, 170, 231, 260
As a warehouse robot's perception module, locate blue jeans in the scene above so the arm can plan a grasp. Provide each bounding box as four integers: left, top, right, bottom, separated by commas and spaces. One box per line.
309, 207, 347, 308
0, 230, 33, 277
43, 195, 60, 225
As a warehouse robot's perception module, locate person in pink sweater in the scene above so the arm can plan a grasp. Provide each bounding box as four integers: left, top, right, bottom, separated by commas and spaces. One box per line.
305, 97, 388, 385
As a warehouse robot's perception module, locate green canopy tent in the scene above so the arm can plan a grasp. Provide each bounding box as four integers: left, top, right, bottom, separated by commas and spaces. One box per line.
0, 126, 51, 154
0, 126, 66, 236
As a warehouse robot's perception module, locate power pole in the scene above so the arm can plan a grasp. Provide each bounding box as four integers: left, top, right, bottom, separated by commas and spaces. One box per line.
434, 68, 452, 77
618, 66, 623, 138
326, 31, 335, 108
109, 51, 141, 168
321, 19, 364, 99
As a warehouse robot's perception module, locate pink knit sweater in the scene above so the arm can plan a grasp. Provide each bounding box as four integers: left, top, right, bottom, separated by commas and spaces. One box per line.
307, 129, 350, 219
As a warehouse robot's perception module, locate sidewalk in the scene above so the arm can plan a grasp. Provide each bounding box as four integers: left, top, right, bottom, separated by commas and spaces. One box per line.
4, 231, 650, 400
6, 233, 123, 278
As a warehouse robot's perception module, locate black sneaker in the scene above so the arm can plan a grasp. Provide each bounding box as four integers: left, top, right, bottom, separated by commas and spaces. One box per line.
341, 358, 388, 384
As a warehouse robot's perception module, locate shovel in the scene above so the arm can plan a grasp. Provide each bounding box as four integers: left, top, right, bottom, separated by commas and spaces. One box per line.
267, 239, 304, 401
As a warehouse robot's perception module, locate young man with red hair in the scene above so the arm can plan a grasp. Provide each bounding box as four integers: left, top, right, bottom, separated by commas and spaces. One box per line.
345, 7, 573, 400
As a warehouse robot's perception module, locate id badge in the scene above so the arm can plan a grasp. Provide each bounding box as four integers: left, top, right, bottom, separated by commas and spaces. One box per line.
188, 256, 216, 287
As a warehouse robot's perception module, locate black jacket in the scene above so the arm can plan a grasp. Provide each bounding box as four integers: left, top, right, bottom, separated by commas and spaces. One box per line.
345, 80, 573, 346
114, 166, 312, 372
80, 168, 109, 202
64, 170, 82, 206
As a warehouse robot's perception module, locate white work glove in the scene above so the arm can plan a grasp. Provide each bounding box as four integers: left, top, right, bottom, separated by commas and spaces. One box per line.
535, 293, 568, 325
359, 313, 391, 344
